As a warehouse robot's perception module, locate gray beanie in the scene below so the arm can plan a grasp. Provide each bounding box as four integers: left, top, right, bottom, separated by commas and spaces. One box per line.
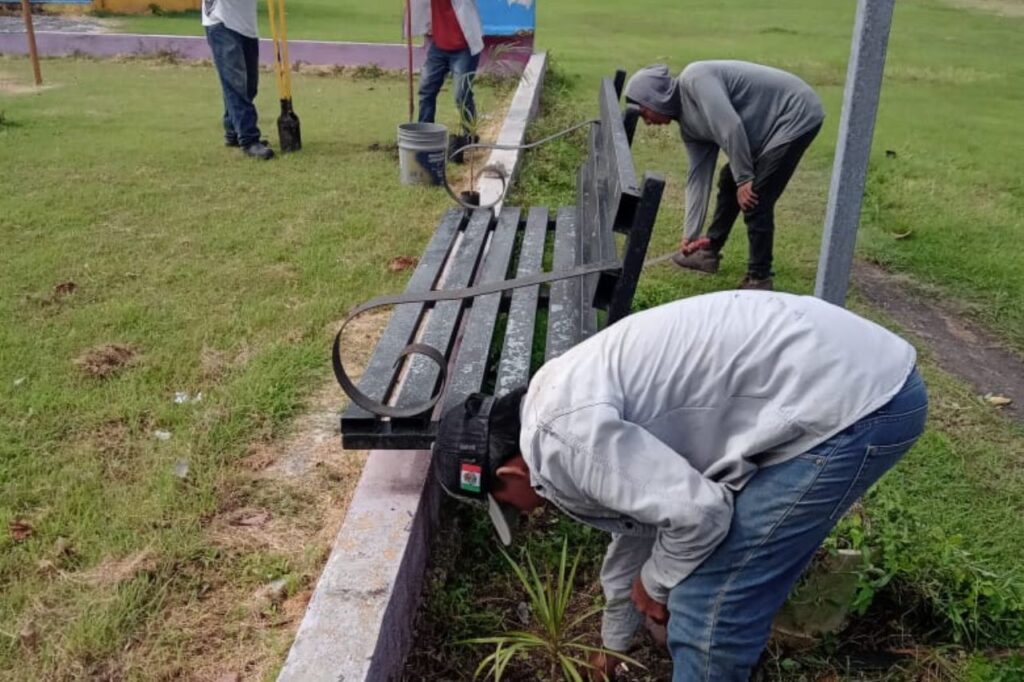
624, 64, 681, 119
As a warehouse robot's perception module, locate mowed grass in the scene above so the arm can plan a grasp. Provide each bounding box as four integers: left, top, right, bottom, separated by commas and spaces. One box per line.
0, 56, 504, 679
106, 0, 1024, 348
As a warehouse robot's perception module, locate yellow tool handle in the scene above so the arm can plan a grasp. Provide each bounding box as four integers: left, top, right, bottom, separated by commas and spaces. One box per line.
266, 0, 287, 98
278, 0, 292, 100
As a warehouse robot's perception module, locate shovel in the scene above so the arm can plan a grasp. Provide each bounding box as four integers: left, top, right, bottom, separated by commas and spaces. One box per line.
267, 0, 301, 152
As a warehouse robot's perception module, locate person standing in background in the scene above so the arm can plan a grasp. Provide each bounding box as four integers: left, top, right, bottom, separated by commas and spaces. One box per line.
409, 0, 484, 163
203, 0, 275, 160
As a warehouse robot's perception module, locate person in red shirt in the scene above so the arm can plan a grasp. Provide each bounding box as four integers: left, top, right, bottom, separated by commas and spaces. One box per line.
414, 0, 484, 163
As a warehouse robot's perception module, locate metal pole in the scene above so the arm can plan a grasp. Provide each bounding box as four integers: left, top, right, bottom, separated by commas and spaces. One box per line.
406, 0, 414, 122
20, 0, 43, 86
814, 0, 895, 305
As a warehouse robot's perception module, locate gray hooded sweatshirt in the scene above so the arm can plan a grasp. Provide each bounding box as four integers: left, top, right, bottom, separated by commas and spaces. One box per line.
520, 291, 916, 651
625, 61, 824, 241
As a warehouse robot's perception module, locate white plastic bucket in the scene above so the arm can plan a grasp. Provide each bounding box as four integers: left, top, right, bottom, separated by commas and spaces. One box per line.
397, 122, 448, 186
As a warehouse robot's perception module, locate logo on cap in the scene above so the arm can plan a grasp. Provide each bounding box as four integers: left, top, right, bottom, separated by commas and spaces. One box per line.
459, 462, 482, 493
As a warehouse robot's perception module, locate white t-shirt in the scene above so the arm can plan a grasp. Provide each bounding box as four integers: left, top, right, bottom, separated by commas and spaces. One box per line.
201, 0, 258, 40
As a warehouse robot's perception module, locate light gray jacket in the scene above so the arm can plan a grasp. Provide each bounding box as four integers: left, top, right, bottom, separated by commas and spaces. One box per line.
519, 292, 915, 650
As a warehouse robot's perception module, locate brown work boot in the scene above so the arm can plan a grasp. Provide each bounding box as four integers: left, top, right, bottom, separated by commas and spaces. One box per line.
738, 275, 774, 291
671, 247, 720, 274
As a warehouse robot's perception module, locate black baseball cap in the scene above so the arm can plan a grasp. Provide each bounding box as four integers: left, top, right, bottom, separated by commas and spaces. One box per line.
434, 393, 519, 545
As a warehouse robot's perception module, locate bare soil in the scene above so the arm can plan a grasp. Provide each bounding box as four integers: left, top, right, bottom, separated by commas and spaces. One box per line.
853, 260, 1023, 422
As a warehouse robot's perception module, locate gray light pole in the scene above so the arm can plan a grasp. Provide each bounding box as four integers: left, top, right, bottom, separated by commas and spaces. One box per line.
814, 0, 895, 305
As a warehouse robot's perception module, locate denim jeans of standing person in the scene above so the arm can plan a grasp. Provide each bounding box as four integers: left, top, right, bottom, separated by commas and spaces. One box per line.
205, 23, 262, 146
417, 40, 480, 134
667, 367, 928, 682
706, 124, 821, 279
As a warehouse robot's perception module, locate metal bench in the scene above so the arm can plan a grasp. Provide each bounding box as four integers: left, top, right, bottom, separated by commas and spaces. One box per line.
340, 73, 665, 450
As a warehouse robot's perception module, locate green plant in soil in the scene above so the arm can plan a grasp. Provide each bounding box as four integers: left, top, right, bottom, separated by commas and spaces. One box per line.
462, 539, 642, 682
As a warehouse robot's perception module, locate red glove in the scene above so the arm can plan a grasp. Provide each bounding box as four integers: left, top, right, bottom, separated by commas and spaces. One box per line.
680, 236, 711, 256
631, 575, 668, 625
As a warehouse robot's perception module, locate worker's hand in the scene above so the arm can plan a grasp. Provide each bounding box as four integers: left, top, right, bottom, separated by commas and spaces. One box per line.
680, 236, 711, 255
587, 651, 622, 681
645, 615, 668, 648
737, 181, 759, 211
631, 575, 668, 626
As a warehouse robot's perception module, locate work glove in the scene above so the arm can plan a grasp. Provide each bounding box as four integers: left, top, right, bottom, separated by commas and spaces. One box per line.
680, 236, 711, 256
587, 651, 625, 681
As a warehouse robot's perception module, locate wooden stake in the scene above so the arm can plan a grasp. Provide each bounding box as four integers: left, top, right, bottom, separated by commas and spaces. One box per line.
20, 0, 43, 86
403, 0, 411, 120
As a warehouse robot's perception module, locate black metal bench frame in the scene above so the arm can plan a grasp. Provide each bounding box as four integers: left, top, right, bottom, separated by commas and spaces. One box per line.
341, 72, 665, 451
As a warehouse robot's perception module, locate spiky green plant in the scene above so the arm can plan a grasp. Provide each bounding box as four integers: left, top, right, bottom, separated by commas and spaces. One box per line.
463, 539, 643, 681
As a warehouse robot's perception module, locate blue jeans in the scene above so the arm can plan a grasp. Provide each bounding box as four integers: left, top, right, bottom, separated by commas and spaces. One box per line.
417, 41, 480, 134
205, 23, 261, 146
667, 367, 928, 681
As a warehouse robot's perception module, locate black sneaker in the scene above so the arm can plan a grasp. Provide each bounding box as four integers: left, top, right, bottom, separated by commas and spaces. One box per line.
242, 140, 275, 160
227, 137, 268, 148
738, 275, 774, 291
671, 248, 720, 274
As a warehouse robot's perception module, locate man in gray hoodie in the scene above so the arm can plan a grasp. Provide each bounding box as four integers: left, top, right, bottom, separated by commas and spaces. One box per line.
624, 62, 824, 290
434, 291, 927, 681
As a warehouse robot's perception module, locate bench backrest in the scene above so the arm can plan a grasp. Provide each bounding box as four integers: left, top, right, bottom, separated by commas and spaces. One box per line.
575, 74, 665, 331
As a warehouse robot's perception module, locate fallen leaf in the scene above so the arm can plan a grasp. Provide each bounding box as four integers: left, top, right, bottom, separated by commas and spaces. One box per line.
36, 559, 58, 576
9, 520, 34, 542
984, 394, 1013, 407
19, 623, 39, 651
53, 281, 77, 296
388, 256, 419, 272
53, 536, 73, 557
229, 510, 271, 527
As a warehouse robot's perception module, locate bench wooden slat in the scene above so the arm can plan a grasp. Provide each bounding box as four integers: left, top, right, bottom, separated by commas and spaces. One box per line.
442, 208, 522, 411
341, 209, 465, 428
495, 207, 548, 397
546, 206, 582, 361
575, 148, 599, 339
390, 208, 494, 427
598, 78, 642, 233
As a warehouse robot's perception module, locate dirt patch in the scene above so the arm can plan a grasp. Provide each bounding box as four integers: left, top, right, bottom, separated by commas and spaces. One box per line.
941, 0, 1024, 17
0, 71, 57, 96
73, 343, 138, 378
853, 260, 1023, 422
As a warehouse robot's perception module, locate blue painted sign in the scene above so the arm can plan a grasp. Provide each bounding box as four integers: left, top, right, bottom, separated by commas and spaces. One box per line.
478, 0, 535, 36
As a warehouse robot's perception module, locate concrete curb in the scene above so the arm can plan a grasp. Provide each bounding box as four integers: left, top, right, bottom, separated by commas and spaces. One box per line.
277, 449, 439, 682
277, 61, 547, 682
478, 51, 547, 213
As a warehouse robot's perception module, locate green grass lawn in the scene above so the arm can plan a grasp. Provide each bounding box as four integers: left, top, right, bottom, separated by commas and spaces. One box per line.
0, 55, 505, 679
111, 0, 1024, 347
5, 0, 1024, 678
